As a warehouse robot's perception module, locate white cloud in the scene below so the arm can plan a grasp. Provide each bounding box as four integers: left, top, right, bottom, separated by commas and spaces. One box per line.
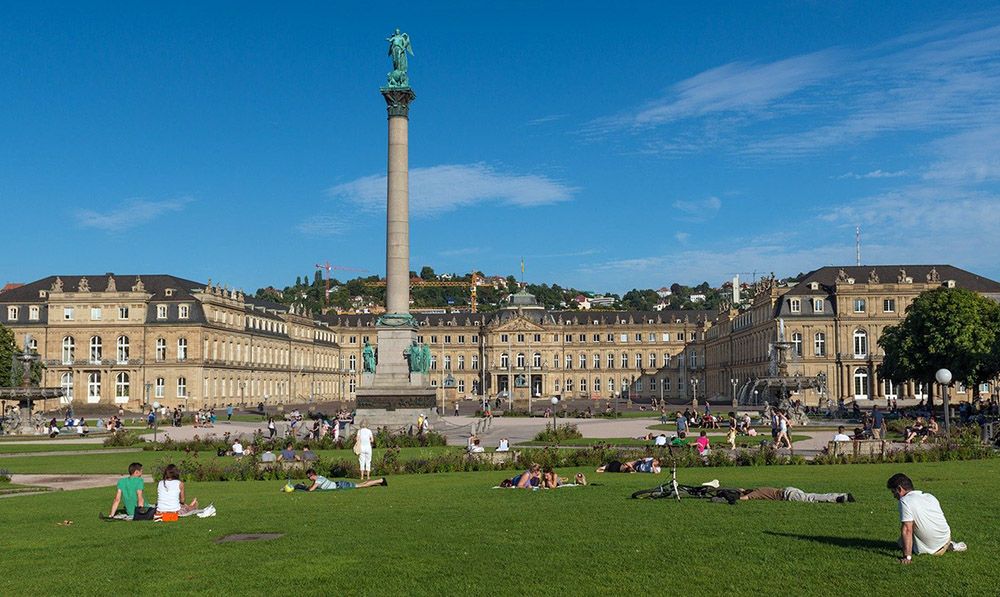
525, 114, 567, 126
674, 232, 690, 243
297, 216, 346, 236
328, 163, 576, 216
76, 197, 191, 230
672, 196, 721, 221
837, 170, 908, 180
923, 126, 1000, 183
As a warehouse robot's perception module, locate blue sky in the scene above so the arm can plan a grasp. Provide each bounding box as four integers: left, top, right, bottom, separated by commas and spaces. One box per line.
2, 2, 999, 294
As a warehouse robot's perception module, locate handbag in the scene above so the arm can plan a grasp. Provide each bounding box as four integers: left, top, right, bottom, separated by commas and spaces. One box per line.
353, 441, 362, 456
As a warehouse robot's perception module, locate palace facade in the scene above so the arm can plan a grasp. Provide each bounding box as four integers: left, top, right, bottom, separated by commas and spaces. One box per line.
3, 264, 997, 410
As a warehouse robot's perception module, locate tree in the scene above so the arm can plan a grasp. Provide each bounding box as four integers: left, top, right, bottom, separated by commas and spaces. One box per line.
879, 288, 1000, 401
0, 323, 17, 387
419, 266, 436, 281
620, 289, 659, 311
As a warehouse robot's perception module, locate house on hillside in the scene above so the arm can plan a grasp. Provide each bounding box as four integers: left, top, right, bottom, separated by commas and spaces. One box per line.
573, 295, 591, 310
656, 287, 672, 298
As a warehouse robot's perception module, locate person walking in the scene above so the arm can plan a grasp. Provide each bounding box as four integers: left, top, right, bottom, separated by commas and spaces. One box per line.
872, 406, 886, 440
454, 401, 460, 417
226, 403, 234, 421
355, 420, 374, 480
267, 417, 276, 439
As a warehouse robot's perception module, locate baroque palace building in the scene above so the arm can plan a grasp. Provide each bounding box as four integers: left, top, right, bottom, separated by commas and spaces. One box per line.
0, 274, 711, 410
3, 265, 997, 411
703, 265, 1000, 406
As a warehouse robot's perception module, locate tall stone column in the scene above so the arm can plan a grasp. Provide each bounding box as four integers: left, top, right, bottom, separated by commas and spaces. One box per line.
383, 88, 416, 316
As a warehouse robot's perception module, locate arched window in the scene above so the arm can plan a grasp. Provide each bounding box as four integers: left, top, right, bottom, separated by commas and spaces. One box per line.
89, 336, 102, 364
62, 336, 75, 365
791, 332, 802, 357
155, 377, 165, 398
883, 378, 897, 399
117, 336, 130, 364
580, 378, 588, 393
853, 330, 868, 358
649, 353, 657, 368
579, 354, 586, 369
635, 353, 642, 369
500, 353, 509, 369
593, 354, 600, 369
621, 353, 628, 368
607, 353, 614, 369
349, 354, 357, 372
177, 377, 187, 397
443, 355, 451, 370
814, 332, 826, 356
516, 353, 525, 368
60, 372, 74, 402
594, 377, 601, 392
156, 338, 167, 361
853, 367, 869, 399
471, 354, 479, 370
115, 372, 130, 400
608, 378, 614, 394
533, 353, 542, 368
565, 378, 574, 392
87, 372, 101, 402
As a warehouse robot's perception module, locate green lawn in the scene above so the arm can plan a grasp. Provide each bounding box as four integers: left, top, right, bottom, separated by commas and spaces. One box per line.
0, 446, 457, 474
0, 443, 119, 454
0, 459, 995, 595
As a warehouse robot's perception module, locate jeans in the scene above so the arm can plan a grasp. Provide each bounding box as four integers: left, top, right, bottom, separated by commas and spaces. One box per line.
783, 487, 845, 503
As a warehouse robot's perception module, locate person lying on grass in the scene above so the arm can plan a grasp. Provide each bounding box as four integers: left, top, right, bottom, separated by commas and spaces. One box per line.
291, 468, 387, 491
107, 462, 153, 520
736, 486, 855, 503
155, 464, 199, 521
596, 457, 661, 474
887, 473, 966, 564
500, 463, 542, 488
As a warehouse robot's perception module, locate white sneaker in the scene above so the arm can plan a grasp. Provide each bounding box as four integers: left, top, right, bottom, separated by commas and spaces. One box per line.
197, 504, 216, 518
951, 541, 967, 552
702, 479, 720, 488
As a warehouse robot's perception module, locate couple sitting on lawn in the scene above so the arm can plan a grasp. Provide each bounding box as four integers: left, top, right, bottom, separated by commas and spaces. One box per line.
107, 463, 213, 521
499, 463, 586, 488
596, 457, 661, 474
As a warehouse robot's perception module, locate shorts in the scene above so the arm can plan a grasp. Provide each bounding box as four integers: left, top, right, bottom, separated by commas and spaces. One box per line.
358, 449, 372, 470
605, 460, 623, 473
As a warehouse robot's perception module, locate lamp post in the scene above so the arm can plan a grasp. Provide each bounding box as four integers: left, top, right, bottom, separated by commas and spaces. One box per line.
753, 389, 759, 406
730, 378, 739, 407
152, 401, 160, 443
551, 396, 560, 431
692, 378, 700, 408
935, 368, 952, 433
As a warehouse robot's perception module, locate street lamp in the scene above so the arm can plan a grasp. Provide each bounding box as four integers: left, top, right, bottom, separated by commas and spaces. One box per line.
692, 378, 700, 408
152, 401, 161, 443
730, 378, 739, 407
551, 396, 560, 430
935, 368, 952, 433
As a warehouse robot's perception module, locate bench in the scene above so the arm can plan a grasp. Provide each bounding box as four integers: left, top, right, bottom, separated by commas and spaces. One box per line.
827, 439, 894, 457
467, 450, 519, 465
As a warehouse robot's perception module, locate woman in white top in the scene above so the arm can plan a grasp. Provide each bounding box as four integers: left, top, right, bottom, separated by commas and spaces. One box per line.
355, 421, 374, 480
156, 464, 198, 515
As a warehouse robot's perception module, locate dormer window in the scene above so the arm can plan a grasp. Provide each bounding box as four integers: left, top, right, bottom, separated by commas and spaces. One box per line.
809, 282, 819, 290
179, 304, 190, 319
789, 298, 801, 313
813, 299, 823, 313
157, 305, 168, 319
29, 306, 40, 320
165, 289, 174, 297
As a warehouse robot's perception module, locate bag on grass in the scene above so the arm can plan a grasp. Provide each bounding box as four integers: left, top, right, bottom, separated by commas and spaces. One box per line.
133, 506, 156, 521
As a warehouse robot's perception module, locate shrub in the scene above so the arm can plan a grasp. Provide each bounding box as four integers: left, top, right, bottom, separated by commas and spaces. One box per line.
103, 431, 143, 447
0, 469, 11, 483
533, 423, 583, 443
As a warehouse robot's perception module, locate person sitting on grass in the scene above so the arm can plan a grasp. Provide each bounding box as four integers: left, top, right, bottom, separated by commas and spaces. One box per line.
155, 464, 199, 521
695, 430, 711, 455
107, 462, 151, 519
469, 438, 485, 453
293, 469, 387, 491
725, 426, 736, 450
502, 463, 541, 488
926, 417, 940, 437
737, 485, 855, 503
301, 446, 318, 462
887, 473, 966, 563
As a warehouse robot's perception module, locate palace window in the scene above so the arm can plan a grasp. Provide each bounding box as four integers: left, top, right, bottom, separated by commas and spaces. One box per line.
663, 353, 671, 367
444, 335, 451, 344
29, 305, 40, 320
64, 307, 74, 320
7, 306, 19, 320
516, 353, 525, 368
443, 355, 451, 370
649, 333, 656, 342
471, 335, 479, 343
649, 353, 657, 368
650, 378, 657, 391
883, 299, 896, 313
635, 353, 642, 369
607, 353, 614, 368
89, 336, 103, 364
500, 334, 509, 343
500, 353, 509, 369
580, 378, 588, 393
349, 354, 357, 372
155, 377, 165, 398
593, 353, 601, 369
458, 355, 465, 370
565, 354, 572, 369
115, 372, 130, 400
534, 334, 541, 342
116, 336, 130, 364
813, 299, 823, 313
883, 378, 897, 399
789, 298, 801, 313
853, 368, 869, 399
791, 332, 802, 357
62, 336, 75, 364
177, 377, 187, 397
118, 306, 129, 319
517, 333, 525, 343
853, 329, 868, 358
88, 372, 101, 401
179, 304, 190, 319
565, 379, 573, 392
177, 338, 188, 361
620, 333, 628, 342
61, 372, 74, 401
579, 354, 586, 369
458, 379, 465, 393
814, 332, 826, 356
593, 334, 600, 342
157, 305, 167, 319
607, 333, 614, 342
853, 298, 866, 313
664, 377, 671, 391
662, 333, 670, 342
635, 379, 643, 392
471, 354, 479, 370
621, 353, 628, 368
533, 353, 542, 368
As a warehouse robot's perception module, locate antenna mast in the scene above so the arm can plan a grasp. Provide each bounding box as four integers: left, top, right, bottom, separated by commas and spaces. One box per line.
855, 226, 861, 266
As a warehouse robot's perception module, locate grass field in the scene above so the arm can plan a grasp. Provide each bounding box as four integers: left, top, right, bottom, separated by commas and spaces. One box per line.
0, 443, 119, 454
0, 459, 995, 595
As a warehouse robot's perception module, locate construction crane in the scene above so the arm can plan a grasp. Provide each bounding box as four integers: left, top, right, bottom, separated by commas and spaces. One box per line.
365, 272, 482, 312
315, 262, 368, 312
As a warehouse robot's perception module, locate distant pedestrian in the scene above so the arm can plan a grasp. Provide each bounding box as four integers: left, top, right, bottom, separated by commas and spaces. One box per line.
355, 420, 374, 480
267, 417, 276, 439
872, 406, 886, 440
454, 401, 460, 417
226, 404, 234, 421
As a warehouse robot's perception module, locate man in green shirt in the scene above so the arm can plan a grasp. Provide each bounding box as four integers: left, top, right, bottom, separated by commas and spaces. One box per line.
108, 462, 146, 518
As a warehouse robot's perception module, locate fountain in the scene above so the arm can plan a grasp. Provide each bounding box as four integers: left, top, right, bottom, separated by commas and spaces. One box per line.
0, 335, 63, 435
734, 320, 826, 425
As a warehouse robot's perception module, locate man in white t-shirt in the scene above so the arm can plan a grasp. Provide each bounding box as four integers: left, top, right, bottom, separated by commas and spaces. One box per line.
887, 473, 967, 563
833, 426, 852, 442
231, 441, 244, 456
